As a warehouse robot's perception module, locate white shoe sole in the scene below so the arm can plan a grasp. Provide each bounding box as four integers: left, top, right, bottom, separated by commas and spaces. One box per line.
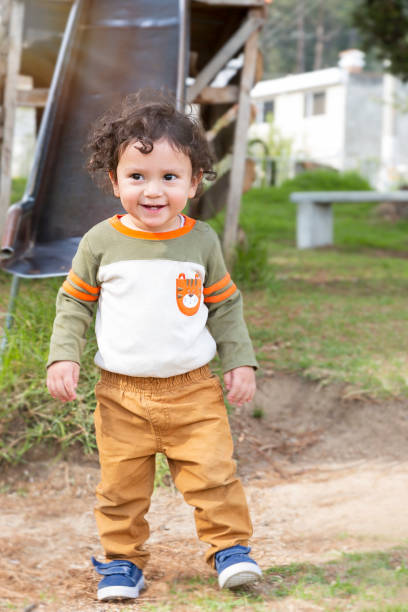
218, 562, 262, 589
97, 575, 145, 601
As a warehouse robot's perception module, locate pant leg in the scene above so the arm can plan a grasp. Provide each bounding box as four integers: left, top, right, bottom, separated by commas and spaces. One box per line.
154, 373, 253, 568
94, 378, 157, 569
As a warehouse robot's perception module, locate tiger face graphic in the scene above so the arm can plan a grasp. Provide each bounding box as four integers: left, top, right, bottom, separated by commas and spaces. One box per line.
176, 273, 202, 316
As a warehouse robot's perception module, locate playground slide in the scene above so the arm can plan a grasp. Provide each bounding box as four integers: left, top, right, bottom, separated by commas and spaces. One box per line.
2, 0, 186, 278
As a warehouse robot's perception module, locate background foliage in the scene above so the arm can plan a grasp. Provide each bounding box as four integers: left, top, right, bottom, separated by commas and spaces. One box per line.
261, 0, 378, 78
353, 0, 408, 81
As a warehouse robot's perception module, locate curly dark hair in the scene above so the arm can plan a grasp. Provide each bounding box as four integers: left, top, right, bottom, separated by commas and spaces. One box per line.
86, 89, 216, 195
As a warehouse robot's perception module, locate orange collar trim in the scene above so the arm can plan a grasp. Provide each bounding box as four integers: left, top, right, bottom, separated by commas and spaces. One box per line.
109, 214, 196, 240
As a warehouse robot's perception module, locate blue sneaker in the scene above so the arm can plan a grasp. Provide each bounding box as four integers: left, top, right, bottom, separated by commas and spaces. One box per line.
215, 545, 262, 589
92, 557, 145, 601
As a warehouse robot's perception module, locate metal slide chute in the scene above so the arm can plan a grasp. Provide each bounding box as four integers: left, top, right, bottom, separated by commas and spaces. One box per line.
1, 0, 186, 278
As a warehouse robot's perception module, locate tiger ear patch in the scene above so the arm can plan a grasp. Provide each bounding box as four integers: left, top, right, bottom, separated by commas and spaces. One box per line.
176, 273, 202, 316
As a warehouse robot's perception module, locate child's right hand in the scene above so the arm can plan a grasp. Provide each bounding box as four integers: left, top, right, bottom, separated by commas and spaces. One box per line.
47, 360, 80, 402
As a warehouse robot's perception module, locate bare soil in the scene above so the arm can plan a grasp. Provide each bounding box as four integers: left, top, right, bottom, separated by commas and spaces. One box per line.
2, 372, 408, 611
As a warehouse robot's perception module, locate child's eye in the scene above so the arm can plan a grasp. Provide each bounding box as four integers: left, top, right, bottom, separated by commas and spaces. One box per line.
131, 173, 143, 181
163, 173, 177, 181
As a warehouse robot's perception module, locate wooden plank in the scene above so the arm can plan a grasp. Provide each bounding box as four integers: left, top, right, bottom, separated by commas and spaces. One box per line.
205, 104, 236, 160
255, 48, 263, 83
222, 21, 260, 264
206, 104, 237, 137
0, 0, 25, 237
17, 87, 49, 107
186, 14, 263, 103
190, 159, 255, 220
195, 85, 239, 105
209, 119, 236, 161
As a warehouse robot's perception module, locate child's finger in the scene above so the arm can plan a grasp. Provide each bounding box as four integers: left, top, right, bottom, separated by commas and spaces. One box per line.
48, 371, 75, 402
227, 379, 255, 406
49, 379, 68, 401
227, 383, 248, 406
64, 371, 76, 394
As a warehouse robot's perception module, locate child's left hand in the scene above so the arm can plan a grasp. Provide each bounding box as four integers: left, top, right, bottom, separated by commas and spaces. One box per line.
223, 366, 256, 407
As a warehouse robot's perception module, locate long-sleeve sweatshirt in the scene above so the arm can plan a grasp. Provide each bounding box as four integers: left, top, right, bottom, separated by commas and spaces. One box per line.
48, 214, 258, 378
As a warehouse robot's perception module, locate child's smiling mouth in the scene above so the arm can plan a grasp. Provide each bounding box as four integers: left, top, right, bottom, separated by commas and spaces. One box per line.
141, 204, 167, 211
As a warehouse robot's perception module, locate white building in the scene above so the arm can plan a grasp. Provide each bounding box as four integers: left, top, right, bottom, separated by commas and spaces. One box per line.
251, 50, 408, 189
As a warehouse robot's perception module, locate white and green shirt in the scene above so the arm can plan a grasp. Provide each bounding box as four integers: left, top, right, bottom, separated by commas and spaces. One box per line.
48, 215, 257, 377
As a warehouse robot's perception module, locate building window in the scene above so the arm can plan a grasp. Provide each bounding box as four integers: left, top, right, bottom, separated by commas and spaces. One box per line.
304, 91, 326, 117
263, 100, 274, 121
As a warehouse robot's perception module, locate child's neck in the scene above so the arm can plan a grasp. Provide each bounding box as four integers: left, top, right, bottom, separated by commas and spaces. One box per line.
120, 214, 184, 232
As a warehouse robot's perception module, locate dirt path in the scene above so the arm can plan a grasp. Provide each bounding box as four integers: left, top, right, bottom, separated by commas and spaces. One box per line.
1, 373, 408, 611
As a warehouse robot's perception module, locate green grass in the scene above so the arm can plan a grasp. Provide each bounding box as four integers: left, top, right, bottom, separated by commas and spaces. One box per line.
259, 548, 408, 611
245, 248, 408, 396
235, 187, 408, 397
237, 185, 408, 252
208, 183, 408, 398
2, 174, 408, 463
132, 547, 408, 611
0, 276, 99, 462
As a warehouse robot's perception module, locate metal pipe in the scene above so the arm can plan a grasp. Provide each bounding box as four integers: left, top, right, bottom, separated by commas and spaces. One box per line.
23, 0, 85, 203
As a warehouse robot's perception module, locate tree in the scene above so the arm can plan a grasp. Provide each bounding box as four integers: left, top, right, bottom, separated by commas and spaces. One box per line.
261, 0, 359, 77
353, 0, 408, 80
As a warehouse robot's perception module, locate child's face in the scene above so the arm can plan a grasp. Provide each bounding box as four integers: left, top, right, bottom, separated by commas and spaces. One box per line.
109, 138, 200, 233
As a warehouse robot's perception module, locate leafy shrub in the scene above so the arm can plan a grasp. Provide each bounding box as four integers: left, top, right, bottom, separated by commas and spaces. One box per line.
279, 169, 372, 195
233, 237, 272, 290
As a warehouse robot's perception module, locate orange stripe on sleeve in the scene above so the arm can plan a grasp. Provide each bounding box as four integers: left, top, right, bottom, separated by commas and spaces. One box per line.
68, 269, 100, 295
203, 273, 231, 296
62, 281, 99, 302
204, 283, 237, 304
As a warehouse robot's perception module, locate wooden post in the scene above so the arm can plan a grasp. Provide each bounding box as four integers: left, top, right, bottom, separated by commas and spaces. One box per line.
222, 22, 259, 267
0, 0, 12, 151
0, 0, 25, 236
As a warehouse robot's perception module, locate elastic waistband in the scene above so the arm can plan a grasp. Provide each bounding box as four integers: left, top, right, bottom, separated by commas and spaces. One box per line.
99, 365, 212, 392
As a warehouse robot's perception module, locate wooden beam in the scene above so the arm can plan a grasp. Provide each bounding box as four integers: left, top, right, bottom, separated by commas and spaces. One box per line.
186, 14, 263, 103
205, 104, 237, 161
0, 0, 25, 237
209, 120, 236, 161
195, 85, 239, 105
190, 159, 255, 220
17, 87, 49, 107
255, 48, 263, 83
222, 20, 260, 265
206, 104, 237, 137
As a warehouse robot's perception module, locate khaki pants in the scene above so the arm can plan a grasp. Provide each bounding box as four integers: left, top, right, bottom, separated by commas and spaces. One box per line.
93, 365, 253, 569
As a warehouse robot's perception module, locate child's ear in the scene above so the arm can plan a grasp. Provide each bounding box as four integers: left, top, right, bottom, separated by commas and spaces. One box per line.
188, 170, 203, 199
109, 170, 120, 197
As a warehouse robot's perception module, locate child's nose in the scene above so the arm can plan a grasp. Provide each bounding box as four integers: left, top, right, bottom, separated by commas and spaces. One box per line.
144, 179, 163, 197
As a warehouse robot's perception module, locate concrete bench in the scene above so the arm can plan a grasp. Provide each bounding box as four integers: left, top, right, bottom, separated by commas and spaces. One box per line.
290, 191, 408, 249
